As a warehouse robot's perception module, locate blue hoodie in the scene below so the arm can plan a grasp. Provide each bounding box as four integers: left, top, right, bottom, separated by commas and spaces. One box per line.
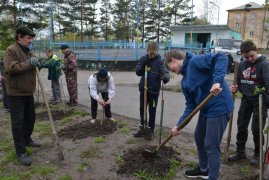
177, 52, 234, 126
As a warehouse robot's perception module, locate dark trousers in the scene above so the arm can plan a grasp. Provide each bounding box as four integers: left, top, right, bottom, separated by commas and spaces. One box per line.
139, 92, 159, 130
8, 96, 36, 155
90, 92, 111, 119
236, 97, 267, 154
195, 113, 229, 180
1, 78, 9, 109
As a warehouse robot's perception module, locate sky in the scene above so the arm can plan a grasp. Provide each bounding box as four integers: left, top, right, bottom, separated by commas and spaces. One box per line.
193, 0, 265, 25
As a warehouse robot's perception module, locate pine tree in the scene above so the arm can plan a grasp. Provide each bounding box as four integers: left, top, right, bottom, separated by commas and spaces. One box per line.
99, 0, 113, 40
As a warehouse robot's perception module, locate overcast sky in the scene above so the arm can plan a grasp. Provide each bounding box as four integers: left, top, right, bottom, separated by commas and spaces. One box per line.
193, 0, 265, 25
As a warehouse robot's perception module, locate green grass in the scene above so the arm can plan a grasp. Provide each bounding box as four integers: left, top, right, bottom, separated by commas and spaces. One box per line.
58, 175, 73, 180
126, 137, 142, 144
115, 155, 124, 166
34, 121, 52, 137
239, 165, 251, 176
95, 136, 105, 143
80, 146, 102, 158
118, 127, 130, 134
77, 162, 89, 172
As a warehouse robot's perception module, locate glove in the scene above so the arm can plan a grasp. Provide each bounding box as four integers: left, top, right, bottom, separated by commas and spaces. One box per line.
28, 57, 40, 67
161, 74, 170, 84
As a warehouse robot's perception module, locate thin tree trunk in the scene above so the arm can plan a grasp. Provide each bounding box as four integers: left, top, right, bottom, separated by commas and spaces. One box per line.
13, 0, 16, 29
80, 0, 83, 42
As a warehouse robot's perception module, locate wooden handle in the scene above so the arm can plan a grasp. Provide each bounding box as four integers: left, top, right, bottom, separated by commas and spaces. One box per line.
156, 92, 214, 151
143, 65, 148, 127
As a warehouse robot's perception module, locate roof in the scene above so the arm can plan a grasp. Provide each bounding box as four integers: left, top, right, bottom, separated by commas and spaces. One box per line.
170, 25, 230, 31
227, 2, 263, 11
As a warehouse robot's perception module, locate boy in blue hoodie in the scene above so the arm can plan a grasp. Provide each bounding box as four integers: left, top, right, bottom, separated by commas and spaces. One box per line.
166, 49, 234, 180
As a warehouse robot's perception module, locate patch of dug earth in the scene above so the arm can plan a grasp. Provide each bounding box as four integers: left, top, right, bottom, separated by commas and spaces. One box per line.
36, 109, 74, 121
58, 119, 118, 139
117, 145, 179, 177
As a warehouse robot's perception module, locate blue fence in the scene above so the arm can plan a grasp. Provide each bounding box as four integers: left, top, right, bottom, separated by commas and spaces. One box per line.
32, 40, 206, 61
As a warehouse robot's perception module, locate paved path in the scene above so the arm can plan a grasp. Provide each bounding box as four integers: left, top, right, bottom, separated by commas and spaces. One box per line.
38, 70, 258, 150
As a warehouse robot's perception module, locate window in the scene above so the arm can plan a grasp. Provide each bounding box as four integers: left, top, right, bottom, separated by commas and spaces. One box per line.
250, 21, 255, 28
236, 23, 240, 28
250, 13, 255, 19
236, 13, 241, 19
250, 31, 254, 36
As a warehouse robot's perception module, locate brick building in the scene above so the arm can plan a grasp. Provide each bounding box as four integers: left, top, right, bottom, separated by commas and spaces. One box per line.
227, 2, 269, 49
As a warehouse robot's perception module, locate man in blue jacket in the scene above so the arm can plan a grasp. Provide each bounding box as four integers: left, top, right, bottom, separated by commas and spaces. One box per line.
166, 49, 234, 180
134, 42, 170, 139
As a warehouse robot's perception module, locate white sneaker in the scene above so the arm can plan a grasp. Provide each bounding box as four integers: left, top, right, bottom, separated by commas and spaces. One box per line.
90, 119, 96, 123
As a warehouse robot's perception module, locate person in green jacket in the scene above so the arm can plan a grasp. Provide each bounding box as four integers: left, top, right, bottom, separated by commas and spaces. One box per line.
42, 49, 62, 103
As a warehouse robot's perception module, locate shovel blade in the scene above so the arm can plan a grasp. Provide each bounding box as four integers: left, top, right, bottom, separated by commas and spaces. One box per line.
141, 149, 158, 158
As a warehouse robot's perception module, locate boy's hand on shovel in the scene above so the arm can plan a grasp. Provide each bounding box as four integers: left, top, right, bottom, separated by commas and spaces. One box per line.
97, 99, 106, 106
171, 126, 181, 136
210, 83, 222, 96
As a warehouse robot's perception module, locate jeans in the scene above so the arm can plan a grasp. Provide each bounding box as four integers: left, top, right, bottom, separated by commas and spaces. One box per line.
90, 92, 111, 119
8, 95, 36, 155
195, 113, 229, 180
139, 92, 159, 130
51, 79, 61, 101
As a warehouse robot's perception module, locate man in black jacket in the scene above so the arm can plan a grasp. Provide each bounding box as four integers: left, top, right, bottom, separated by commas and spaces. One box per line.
134, 42, 170, 139
228, 40, 269, 165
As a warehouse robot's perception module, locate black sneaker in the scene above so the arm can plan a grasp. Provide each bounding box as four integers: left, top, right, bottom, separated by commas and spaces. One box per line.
185, 166, 208, 179
227, 152, 246, 162
26, 140, 41, 148
250, 154, 259, 165
18, 153, 32, 166
133, 129, 143, 137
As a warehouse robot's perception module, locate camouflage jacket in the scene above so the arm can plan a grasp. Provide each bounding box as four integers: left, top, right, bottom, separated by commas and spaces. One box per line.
63, 49, 77, 74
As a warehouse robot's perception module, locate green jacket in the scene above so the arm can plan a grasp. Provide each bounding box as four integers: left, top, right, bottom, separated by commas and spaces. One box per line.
41, 54, 62, 80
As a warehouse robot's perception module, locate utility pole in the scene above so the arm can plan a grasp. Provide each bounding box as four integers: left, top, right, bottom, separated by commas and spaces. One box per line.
49, 0, 54, 49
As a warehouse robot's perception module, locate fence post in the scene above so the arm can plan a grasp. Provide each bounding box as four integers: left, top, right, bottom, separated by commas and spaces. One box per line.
98, 47, 101, 68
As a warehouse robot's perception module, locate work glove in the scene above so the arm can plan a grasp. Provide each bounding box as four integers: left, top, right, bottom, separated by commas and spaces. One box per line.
28, 57, 40, 67
161, 74, 170, 84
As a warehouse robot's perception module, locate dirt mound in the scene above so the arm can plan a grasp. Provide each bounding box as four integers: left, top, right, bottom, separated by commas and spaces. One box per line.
117, 145, 179, 176
36, 109, 74, 121
58, 119, 118, 139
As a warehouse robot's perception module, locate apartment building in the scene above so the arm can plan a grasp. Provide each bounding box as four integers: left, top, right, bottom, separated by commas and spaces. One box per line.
227, 2, 268, 49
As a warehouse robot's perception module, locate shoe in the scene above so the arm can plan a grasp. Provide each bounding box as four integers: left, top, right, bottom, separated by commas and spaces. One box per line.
4, 108, 10, 113
108, 117, 116, 122
250, 154, 259, 165
185, 166, 208, 179
50, 99, 56, 102
18, 153, 32, 166
227, 152, 246, 162
133, 129, 143, 137
26, 140, 41, 148
90, 119, 96, 123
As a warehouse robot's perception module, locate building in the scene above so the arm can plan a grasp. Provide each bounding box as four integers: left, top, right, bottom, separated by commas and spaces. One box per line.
170, 25, 241, 49
227, 2, 268, 48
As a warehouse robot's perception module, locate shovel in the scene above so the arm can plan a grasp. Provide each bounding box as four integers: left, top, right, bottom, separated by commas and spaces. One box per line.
36, 67, 65, 160
159, 82, 164, 145
142, 92, 214, 158
143, 65, 152, 140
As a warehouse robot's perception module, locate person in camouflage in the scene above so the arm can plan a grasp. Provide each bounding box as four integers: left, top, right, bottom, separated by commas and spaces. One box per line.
60, 45, 78, 106
41, 49, 62, 103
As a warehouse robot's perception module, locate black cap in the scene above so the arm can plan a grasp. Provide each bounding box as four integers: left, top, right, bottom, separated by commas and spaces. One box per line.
16, 26, 36, 37
60, 44, 69, 50
98, 68, 108, 78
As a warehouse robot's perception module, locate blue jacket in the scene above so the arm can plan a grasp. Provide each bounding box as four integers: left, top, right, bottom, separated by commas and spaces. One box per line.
177, 52, 234, 126
136, 54, 170, 95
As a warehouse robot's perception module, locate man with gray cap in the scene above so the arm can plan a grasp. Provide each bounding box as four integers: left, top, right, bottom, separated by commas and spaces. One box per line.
60, 44, 78, 106
3, 26, 41, 166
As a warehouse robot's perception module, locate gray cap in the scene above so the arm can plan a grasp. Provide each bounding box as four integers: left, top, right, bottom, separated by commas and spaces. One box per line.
16, 26, 36, 37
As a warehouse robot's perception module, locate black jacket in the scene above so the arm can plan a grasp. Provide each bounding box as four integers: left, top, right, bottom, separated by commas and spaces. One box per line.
136, 54, 170, 95
238, 55, 269, 101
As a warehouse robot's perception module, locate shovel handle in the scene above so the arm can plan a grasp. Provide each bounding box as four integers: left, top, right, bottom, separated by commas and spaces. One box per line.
156, 92, 214, 151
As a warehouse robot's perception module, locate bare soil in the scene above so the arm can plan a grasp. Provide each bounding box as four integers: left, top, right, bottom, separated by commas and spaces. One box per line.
0, 102, 261, 180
